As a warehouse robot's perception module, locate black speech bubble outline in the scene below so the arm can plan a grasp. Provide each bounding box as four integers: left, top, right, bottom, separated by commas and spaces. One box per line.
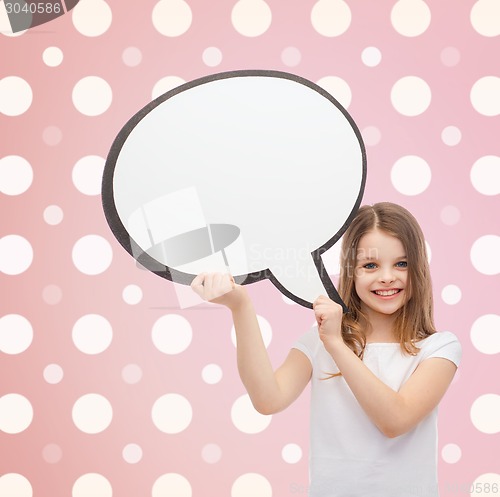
4, 0, 80, 33
102, 69, 366, 311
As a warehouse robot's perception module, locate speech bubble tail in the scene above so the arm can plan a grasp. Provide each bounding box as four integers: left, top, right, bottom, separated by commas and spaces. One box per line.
316, 265, 348, 314
269, 254, 347, 312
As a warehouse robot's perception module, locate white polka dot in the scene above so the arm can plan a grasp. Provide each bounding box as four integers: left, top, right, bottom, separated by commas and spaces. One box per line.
1, 30, 26, 39
470, 394, 500, 434
282, 443, 302, 464
72, 76, 112, 116
471, 0, 500, 37
471, 156, 500, 195
0, 474, 32, 497
152, 474, 192, 497
231, 394, 272, 434
152, 76, 186, 100
470, 235, 500, 275
361, 126, 382, 146
231, 473, 272, 497
123, 443, 143, 464
152, 314, 192, 354
281, 47, 302, 67
42, 443, 63, 464
440, 205, 461, 226
122, 47, 142, 67
43, 126, 63, 146
0, 235, 33, 275
122, 284, 143, 304
471, 314, 500, 355
0, 155, 33, 195
231, 0, 272, 37
391, 155, 431, 195
441, 443, 461, 464
201, 443, 222, 463
72, 473, 112, 497
440, 47, 461, 67
471, 76, 500, 116
202, 363, 223, 384
0, 76, 32, 116
390, 0, 431, 37
72, 314, 113, 355
43, 364, 64, 384
152, 0, 192, 37
0, 6, 26, 37
0, 314, 33, 354
43, 205, 64, 225
122, 364, 143, 384
72, 155, 105, 195
42, 47, 64, 67
72, 0, 112, 37
441, 285, 462, 305
470, 473, 500, 497
42, 126, 63, 146
72, 394, 113, 434
316, 76, 352, 109
311, 0, 351, 37
232, 315, 272, 348
361, 46, 382, 67
42, 284, 63, 305
202, 47, 223, 67
152, 393, 192, 434
391, 76, 431, 116
0, 394, 33, 434
441, 126, 462, 146
72, 234, 113, 275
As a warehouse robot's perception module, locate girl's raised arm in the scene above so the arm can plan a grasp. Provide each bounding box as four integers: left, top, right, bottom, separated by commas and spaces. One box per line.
191, 273, 312, 415
314, 296, 458, 438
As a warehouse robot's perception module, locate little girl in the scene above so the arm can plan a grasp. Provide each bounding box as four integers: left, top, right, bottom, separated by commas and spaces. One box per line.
191, 202, 461, 497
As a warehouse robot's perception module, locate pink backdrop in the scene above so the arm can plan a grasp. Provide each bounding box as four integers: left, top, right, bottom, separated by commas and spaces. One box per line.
1, 0, 499, 495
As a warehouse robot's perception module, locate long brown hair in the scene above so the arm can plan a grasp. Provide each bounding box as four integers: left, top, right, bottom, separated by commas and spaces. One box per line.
337, 202, 436, 364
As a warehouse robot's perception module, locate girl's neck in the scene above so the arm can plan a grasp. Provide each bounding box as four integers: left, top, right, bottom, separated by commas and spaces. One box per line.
363, 308, 399, 343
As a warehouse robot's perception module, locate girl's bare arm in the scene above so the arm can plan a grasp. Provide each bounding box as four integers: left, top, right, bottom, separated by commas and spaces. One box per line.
191, 273, 312, 414
314, 295, 457, 438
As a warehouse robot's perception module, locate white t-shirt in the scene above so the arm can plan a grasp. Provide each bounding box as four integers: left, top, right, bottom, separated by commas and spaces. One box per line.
293, 329, 462, 497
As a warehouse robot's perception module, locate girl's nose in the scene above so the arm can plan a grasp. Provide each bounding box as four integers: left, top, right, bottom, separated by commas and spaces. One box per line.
379, 267, 395, 284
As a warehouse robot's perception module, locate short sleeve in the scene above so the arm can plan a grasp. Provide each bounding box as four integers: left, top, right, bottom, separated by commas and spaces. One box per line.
419, 331, 462, 367
292, 326, 319, 366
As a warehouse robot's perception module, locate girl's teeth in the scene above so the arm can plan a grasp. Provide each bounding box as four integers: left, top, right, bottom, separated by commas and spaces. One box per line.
375, 290, 399, 296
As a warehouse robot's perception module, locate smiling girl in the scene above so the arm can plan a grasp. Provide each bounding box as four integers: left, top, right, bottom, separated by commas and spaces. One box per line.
191, 202, 461, 497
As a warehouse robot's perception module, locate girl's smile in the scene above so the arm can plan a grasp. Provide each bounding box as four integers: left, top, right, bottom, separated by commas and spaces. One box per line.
371, 288, 403, 298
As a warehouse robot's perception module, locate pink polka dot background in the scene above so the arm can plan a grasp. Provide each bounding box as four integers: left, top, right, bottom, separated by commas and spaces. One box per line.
1, 1, 499, 495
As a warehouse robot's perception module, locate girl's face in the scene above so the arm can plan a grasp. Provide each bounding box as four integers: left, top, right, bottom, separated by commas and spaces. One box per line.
354, 229, 409, 320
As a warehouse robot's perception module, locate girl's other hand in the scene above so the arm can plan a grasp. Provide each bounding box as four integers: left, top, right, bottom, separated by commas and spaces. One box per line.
191, 272, 249, 311
313, 295, 344, 351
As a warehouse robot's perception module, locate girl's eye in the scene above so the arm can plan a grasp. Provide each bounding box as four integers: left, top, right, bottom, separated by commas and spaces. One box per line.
363, 262, 377, 269
396, 261, 408, 268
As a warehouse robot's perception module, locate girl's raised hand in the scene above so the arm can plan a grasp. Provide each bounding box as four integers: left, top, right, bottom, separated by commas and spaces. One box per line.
313, 295, 344, 351
191, 272, 249, 311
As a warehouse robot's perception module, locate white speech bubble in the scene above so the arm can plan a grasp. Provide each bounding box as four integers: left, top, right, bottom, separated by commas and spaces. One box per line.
102, 70, 366, 308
